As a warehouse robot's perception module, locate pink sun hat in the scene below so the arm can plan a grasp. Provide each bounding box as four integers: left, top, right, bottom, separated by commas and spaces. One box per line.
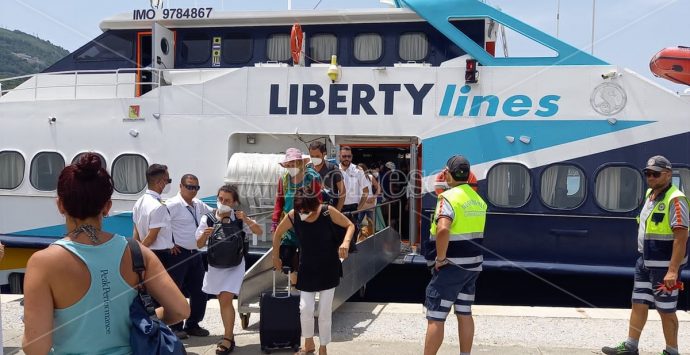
279, 147, 310, 167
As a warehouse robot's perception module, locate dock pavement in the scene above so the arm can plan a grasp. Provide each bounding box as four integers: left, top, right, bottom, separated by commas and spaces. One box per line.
2, 294, 689, 354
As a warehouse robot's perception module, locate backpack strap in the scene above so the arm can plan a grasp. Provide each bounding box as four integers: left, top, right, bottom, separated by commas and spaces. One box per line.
205, 212, 218, 227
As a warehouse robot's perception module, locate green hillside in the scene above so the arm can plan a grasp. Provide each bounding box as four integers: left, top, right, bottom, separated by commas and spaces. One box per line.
0, 28, 69, 89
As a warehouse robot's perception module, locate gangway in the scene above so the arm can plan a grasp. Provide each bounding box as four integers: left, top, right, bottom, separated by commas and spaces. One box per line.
237, 201, 402, 329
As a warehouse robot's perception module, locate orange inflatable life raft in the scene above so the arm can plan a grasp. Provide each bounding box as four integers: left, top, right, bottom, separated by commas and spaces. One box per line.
650, 46, 690, 86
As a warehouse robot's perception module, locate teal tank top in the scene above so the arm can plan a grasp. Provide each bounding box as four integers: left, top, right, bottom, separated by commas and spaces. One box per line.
51, 234, 136, 355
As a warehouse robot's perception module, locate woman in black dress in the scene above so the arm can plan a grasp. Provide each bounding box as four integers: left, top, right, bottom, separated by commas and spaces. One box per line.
272, 187, 355, 355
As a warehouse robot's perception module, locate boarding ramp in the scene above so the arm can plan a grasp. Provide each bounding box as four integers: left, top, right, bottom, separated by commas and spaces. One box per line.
237, 200, 402, 329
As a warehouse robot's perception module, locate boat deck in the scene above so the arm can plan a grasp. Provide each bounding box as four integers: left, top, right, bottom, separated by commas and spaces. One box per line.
3, 294, 689, 354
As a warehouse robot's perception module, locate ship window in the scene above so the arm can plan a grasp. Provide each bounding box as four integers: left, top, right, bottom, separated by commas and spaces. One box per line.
222, 33, 253, 64
0, 151, 25, 190
267, 34, 290, 61
399, 32, 428, 61
310, 34, 337, 62
354, 33, 383, 62
72, 152, 107, 170
112, 154, 148, 194
595, 166, 644, 212
30, 152, 65, 191
181, 33, 212, 64
540, 164, 586, 210
487, 163, 531, 208
673, 167, 690, 194
76, 32, 133, 61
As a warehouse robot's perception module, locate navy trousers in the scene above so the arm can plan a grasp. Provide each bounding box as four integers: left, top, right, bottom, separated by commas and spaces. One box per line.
166, 247, 208, 330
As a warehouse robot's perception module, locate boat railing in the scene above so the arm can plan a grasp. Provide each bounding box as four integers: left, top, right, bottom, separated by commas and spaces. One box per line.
0, 68, 164, 101
0, 67, 236, 101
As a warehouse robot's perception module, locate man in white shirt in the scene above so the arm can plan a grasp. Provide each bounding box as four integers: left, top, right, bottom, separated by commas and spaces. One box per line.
132, 164, 183, 335
165, 174, 213, 337
339, 146, 369, 222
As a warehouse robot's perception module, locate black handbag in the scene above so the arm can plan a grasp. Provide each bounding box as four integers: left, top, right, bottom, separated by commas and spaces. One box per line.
127, 239, 185, 355
320, 205, 357, 253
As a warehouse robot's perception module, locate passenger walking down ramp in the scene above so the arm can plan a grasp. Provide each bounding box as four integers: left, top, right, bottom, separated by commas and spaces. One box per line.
237, 202, 402, 329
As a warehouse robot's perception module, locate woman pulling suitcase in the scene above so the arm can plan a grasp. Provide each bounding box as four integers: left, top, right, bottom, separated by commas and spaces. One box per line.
273, 187, 356, 355
196, 185, 263, 354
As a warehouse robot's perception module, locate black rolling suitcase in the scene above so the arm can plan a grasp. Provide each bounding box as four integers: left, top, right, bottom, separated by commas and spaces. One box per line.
259, 268, 301, 354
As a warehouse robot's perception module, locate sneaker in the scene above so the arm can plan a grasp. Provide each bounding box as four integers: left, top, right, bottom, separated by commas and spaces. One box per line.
601, 342, 639, 355
184, 326, 210, 337
174, 330, 189, 340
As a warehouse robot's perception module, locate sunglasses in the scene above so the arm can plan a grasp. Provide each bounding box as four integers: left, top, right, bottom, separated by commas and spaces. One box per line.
644, 170, 662, 178
164, 178, 172, 184
183, 184, 200, 191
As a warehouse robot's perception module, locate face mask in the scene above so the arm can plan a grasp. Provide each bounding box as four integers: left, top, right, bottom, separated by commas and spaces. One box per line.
298, 212, 311, 221
286, 167, 300, 177
162, 183, 171, 194
311, 157, 323, 166
217, 200, 233, 214
373, 172, 379, 178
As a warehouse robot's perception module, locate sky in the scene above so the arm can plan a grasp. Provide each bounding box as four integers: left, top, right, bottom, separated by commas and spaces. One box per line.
1, 0, 688, 92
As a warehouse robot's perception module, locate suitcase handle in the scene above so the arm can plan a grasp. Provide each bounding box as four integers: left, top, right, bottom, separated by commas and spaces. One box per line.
272, 268, 292, 298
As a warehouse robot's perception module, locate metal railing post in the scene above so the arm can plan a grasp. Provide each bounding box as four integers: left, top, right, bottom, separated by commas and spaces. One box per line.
73, 72, 78, 99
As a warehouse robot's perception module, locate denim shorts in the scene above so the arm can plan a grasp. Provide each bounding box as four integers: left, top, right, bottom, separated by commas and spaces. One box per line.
631, 256, 678, 313
424, 265, 480, 321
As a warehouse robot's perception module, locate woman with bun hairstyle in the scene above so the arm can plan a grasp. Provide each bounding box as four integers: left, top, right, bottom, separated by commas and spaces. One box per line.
22, 153, 190, 355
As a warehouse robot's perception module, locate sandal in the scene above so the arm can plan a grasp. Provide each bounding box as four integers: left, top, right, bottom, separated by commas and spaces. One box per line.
216, 337, 235, 355
294, 348, 316, 355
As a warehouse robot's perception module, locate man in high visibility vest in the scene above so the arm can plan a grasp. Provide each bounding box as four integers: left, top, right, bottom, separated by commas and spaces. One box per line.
603, 155, 689, 355
423, 155, 487, 355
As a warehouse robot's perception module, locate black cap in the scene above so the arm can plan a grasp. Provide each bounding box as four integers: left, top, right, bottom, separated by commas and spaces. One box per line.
446, 155, 470, 181
644, 155, 672, 172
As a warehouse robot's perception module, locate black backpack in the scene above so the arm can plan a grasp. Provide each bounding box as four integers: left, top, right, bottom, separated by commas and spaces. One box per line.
205, 212, 247, 268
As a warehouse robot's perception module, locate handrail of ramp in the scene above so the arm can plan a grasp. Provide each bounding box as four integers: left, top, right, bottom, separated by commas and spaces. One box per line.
237, 200, 403, 329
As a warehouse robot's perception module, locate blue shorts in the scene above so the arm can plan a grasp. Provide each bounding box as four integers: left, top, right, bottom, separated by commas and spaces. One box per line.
631, 257, 678, 313
424, 265, 479, 321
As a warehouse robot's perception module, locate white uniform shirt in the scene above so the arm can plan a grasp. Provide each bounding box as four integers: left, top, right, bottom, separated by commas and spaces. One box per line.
166, 193, 213, 250
340, 164, 369, 205
132, 190, 174, 250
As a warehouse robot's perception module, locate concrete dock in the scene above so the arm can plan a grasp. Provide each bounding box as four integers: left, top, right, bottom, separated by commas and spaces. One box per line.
2, 294, 689, 354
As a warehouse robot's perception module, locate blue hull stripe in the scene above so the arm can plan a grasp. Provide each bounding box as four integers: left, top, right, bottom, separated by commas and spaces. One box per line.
9, 196, 219, 239
422, 119, 653, 171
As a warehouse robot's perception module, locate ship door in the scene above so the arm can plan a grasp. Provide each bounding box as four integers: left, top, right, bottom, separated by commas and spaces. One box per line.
136, 32, 152, 96
152, 23, 175, 71
337, 136, 421, 247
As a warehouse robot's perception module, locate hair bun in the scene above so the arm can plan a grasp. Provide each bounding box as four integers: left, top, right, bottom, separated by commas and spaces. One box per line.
75, 153, 102, 180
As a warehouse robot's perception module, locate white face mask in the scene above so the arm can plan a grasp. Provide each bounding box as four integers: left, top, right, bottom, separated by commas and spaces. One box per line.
311, 157, 323, 166
373, 172, 379, 178
298, 212, 311, 221
217, 200, 233, 214
162, 183, 171, 194
286, 167, 300, 177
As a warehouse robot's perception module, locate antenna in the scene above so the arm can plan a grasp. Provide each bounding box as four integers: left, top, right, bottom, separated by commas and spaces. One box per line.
556, 0, 561, 38
591, 0, 596, 55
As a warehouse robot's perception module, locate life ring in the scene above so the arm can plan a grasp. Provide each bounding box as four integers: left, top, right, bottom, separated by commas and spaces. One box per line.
291, 23, 303, 64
